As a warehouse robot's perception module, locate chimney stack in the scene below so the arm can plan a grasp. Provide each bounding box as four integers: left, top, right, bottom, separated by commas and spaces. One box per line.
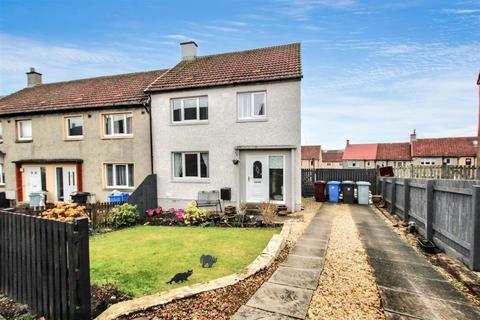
180, 41, 198, 61
26, 67, 42, 87
410, 129, 417, 142
346, 139, 350, 146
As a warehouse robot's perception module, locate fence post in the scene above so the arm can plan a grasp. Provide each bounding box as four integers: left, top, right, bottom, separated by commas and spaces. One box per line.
403, 178, 410, 223
376, 177, 381, 196
390, 178, 396, 214
425, 180, 435, 241
75, 217, 91, 320
469, 185, 480, 271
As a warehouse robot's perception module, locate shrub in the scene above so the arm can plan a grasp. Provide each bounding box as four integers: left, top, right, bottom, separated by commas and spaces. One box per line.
107, 203, 138, 229
183, 201, 207, 225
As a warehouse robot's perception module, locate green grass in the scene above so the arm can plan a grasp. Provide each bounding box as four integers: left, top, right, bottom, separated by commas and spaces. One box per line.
90, 226, 279, 297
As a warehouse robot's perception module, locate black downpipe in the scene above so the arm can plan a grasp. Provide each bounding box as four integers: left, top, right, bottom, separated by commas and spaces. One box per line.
143, 96, 154, 174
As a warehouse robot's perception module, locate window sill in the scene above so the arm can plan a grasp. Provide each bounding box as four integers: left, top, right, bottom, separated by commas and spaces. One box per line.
236, 118, 267, 123
170, 121, 209, 126
104, 186, 135, 190
171, 178, 210, 184
65, 137, 84, 141
101, 135, 134, 140
16, 139, 33, 143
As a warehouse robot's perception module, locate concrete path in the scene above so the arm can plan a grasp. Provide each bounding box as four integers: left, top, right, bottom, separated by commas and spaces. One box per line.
232, 205, 335, 319
351, 205, 480, 320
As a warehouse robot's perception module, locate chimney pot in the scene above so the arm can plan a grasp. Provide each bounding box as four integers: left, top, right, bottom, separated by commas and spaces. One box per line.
180, 41, 198, 61
26, 67, 42, 87
346, 139, 350, 146
410, 129, 417, 142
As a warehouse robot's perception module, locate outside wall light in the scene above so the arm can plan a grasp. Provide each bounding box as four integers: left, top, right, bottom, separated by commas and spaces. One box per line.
232, 159, 240, 165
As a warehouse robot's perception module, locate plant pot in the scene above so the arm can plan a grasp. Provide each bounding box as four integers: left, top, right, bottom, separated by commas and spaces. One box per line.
417, 238, 436, 254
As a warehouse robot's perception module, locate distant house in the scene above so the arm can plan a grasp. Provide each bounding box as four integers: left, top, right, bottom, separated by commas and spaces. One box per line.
410, 131, 477, 166
376, 143, 411, 167
301, 145, 321, 169
342, 142, 377, 168
319, 150, 343, 168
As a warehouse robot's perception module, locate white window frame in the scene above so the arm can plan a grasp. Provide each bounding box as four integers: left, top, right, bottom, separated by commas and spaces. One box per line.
237, 91, 267, 120
65, 115, 84, 139
105, 163, 134, 189
0, 122, 3, 143
0, 164, 4, 185
102, 112, 133, 138
16, 119, 32, 141
171, 96, 208, 123
172, 152, 209, 180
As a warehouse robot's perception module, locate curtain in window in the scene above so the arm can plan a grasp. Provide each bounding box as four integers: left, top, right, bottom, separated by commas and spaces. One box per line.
126, 114, 132, 134
201, 153, 209, 178
21, 121, 32, 138
116, 164, 127, 186
254, 93, 265, 116
174, 153, 183, 177
107, 164, 113, 186
128, 164, 134, 186
239, 93, 252, 118
105, 116, 112, 135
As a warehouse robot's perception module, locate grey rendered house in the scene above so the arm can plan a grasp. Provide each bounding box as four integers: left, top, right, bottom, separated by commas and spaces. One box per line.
146, 42, 303, 211
0, 68, 166, 203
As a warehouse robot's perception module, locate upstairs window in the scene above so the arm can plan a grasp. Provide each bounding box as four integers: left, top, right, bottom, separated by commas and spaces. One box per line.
466, 158, 472, 166
65, 116, 83, 139
171, 96, 208, 123
103, 113, 132, 137
238, 92, 266, 120
17, 120, 32, 141
0, 122, 3, 142
0, 164, 4, 185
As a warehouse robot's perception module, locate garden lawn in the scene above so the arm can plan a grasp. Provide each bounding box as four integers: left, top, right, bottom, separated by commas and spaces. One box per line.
90, 226, 279, 297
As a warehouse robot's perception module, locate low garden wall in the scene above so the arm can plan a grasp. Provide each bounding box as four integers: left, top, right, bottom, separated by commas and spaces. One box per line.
379, 177, 480, 271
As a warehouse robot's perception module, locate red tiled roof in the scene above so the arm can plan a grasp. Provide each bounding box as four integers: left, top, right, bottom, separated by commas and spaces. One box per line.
146, 43, 302, 92
0, 69, 167, 116
412, 137, 477, 157
376, 143, 411, 161
321, 150, 343, 162
302, 145, 321, 160
342, 144, 378, 160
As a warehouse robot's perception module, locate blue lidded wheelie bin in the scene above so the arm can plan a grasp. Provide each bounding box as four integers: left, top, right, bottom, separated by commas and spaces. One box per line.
327, 181, 341, 203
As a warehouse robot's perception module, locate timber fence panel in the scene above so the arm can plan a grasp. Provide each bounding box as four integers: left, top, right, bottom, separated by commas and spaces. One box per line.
0, 211, 91, 319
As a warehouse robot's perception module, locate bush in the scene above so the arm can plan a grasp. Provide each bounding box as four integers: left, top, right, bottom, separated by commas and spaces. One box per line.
107, 203, 138, 229
183, 201, 207, 225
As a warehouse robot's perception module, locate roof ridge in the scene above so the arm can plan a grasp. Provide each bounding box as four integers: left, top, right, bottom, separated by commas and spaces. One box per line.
194, 42, 300, 60
415, 136, 477, 141
24, 68, 169, 88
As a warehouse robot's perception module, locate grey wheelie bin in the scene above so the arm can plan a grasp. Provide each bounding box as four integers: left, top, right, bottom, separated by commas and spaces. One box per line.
356, 181, 371, 205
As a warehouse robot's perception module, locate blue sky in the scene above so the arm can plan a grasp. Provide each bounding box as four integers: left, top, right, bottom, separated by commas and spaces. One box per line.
0, 0, 479, 149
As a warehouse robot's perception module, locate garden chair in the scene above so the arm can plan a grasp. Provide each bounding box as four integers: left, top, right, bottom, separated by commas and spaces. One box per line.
196, 190, 222, 212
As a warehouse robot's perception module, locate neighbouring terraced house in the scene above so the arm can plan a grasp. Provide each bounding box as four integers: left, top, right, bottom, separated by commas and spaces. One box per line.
0, 69, 166, 203
0, 42, 302, 211
146, 42, 302, 211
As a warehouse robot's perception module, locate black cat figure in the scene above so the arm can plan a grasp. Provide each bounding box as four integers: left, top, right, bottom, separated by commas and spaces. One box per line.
166, 269, 193, 284
200, 254, 217, 268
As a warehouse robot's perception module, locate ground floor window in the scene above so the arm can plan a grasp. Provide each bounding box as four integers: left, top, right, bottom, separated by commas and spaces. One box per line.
106, 163, 134, 188
173, 152, 209, 178
269, 156, 284, 201
0, 164, 4, 185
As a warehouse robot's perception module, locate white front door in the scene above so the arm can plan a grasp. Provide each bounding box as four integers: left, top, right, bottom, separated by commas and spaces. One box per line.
246, 155, 269, 202
24, 166, 41, 201
63, 166, 77, 202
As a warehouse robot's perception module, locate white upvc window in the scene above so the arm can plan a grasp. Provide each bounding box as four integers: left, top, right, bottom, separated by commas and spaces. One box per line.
105, 163, 134, 188
65, 116, 83, 139
17, 119, 32, 141
238, 91, 266, 120
171, 96, 208, 123
173, 152, 209, 179
103, 113, 133, 137
0, 164, 4, 185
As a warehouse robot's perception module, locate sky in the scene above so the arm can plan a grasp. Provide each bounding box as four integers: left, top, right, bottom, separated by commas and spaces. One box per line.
0, 0, 479, 149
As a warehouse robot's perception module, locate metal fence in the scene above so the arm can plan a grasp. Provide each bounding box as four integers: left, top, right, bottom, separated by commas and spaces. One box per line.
394, 165, 479, 180
302, 168, 378, 197
379, 177, 480, 271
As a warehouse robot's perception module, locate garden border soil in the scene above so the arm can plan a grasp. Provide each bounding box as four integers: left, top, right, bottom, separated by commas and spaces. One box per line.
96, 221, 293, 320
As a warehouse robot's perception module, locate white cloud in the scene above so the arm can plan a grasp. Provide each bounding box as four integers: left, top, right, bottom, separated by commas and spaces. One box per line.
442, 9, 480, 14
164, 34, 189, 40
273, 0, 356, 21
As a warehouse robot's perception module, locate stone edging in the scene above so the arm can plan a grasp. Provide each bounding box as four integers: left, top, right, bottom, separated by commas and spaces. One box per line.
96, 222, 293, 320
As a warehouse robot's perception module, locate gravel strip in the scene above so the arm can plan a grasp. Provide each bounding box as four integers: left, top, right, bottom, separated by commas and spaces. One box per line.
307, 204, 384, 320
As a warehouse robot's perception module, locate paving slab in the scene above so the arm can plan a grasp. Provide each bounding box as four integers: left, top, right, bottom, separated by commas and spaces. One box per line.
290, 244, 326, 258
231, 305, 296, 320
384, 311, 422, 320
364, 247, 425, 262
281, 254, 324, 270
379, 286, 480, 320
268, 266, 321, 290
296, 238, 328, 248
246, 282, 314, 319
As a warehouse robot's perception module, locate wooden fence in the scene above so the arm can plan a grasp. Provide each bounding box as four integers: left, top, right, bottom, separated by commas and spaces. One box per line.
302, 168, 378, 197
379, 177, 480, 271
0, 211, 91, 319
393, 165, 479, 180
